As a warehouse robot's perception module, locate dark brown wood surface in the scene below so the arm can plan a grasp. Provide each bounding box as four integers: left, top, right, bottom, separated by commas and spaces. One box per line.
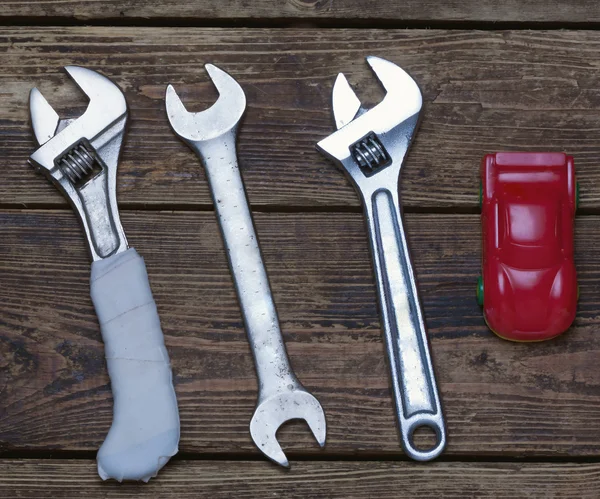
2, 211, 599, 457
1, 460, 599, 499
3, 28, 600, 210
0, 0, 599, 23
1, 10, 599, 499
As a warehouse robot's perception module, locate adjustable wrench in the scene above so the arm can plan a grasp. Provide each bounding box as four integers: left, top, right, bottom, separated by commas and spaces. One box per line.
28, 67, 180, 481
165, 64, 326, 467
317, 56, 446, 461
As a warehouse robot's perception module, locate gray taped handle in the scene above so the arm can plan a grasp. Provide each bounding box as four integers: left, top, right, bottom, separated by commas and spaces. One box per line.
90, 248, 180, 482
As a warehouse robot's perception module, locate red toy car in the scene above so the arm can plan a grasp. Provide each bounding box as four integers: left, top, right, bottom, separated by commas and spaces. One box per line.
478, 152, 579, 341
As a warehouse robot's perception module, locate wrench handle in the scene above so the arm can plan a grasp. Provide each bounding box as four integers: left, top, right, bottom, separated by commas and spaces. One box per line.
197, 136, 296, 393
90, 248, 180, 481
364, 187, 446, 461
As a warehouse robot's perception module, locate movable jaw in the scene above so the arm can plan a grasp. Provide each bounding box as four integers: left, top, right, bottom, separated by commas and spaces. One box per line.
28, 66, 129, 261
316, 56, 422, 195
30, 87, 60, 146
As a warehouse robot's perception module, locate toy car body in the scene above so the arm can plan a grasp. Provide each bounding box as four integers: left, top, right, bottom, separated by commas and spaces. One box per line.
479, 152, 578, 341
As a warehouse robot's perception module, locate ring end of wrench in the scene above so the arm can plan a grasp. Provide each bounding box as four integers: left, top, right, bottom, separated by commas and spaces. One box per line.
400, 413, 447, 462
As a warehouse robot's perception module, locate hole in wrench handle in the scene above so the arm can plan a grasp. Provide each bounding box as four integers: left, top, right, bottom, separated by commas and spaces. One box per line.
368, 188, 447, 461
404, 413, 447, 461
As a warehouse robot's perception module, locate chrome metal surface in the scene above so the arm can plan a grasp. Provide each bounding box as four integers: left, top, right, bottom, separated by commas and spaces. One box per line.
58, 142, 96, 183
30, 87, 59, 145
332, 73, 361, 129
166, 64, 326, 468
28, 66, 128, 261
317, 56, 446, 461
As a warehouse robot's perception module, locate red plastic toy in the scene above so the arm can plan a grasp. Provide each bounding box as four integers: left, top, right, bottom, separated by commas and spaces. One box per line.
478, 152, 579, 341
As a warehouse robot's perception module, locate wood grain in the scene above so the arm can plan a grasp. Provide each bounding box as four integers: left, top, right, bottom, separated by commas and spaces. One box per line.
2, 210, 599, 456
4, 28, 600, 209
1, 459, 599, 498
0, 0, 599, 24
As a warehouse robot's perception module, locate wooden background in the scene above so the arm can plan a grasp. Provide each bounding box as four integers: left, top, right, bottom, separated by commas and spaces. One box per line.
1, 2, 600, 498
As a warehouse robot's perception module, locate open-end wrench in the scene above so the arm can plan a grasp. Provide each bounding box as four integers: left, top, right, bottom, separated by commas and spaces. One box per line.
165, 64, 326, 467
29, 67, 180, 481
317, 56, 446, 461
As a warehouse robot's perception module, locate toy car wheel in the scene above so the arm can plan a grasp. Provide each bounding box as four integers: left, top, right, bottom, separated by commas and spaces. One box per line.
576, 181, 580, 211
477, 276, 484, 306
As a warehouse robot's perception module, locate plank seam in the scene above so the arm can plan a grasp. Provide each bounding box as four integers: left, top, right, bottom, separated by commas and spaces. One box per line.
2, 450, 600, 463
1, 18, 600, 30
3, 204, 600, 216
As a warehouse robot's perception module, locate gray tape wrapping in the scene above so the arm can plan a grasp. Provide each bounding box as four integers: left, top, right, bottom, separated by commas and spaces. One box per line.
90, 248, 180, 482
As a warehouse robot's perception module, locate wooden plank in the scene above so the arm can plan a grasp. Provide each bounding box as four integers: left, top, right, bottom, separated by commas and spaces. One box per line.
1, 459, 599, 498
3, 28, 600, 209
1, 210, 599, 456
1, 0, 600, 24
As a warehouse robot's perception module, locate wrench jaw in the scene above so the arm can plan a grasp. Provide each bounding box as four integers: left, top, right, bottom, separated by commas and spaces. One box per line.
317, 56, 422, 196
250, 391, 327, 468
30, 88, 60, 147
64, 65, 127, 120
28, 66, 129, 261
365, 56, 422, 115
332, 73, 362, 130
165, 64, 246, 146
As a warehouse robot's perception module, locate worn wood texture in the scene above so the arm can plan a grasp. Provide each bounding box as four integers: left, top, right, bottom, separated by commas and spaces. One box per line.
1, 459, 600, 498
1, 0, 600, 23
4, 28, 600, 209
2, 211, 599, 456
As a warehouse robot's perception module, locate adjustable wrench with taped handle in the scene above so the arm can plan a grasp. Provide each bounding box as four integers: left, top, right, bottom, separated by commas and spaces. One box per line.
29, 67, 180, 481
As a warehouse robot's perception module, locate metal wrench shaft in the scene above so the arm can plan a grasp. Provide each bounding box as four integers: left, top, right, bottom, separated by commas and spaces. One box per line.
189, 135, 297, 391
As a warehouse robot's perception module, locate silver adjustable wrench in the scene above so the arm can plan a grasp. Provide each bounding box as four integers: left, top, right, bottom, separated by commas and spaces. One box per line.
317, 56, 446, 461
165, 64, 326, 467
29, 67, 180, 481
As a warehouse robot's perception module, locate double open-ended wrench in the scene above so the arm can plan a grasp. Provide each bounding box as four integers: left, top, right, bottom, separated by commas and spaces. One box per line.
165, 64, 326, 467
317, 56, 446, 461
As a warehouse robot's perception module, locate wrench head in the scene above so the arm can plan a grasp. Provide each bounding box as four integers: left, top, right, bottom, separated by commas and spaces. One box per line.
29, 66, 127, 171
165, 64, 246, 144
28, 67, 129, 262
317, 57, 423, 190
250, 390, 326, 467
331, 56, 422, 131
